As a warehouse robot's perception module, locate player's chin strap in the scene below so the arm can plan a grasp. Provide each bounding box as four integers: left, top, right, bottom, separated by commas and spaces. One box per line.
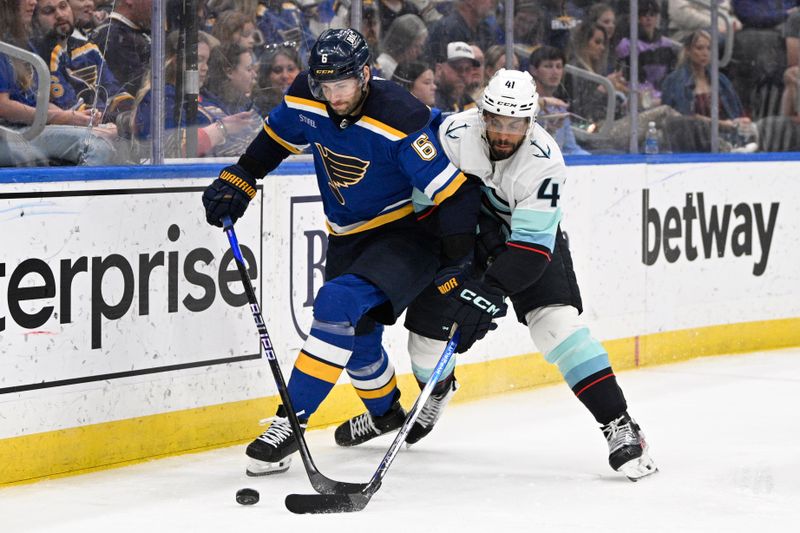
284, 324, 461, 514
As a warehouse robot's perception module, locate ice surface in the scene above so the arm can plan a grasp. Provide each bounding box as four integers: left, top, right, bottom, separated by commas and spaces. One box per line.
2, 349, 799, 532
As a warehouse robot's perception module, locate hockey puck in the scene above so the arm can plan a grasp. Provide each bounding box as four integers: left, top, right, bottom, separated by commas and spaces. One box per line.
236, 488, 260, 505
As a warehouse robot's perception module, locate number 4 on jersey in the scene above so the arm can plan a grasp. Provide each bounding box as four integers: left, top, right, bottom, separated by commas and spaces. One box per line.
537, 177, 560, 207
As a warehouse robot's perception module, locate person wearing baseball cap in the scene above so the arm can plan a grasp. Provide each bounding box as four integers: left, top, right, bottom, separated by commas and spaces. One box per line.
434, 41, 481, 112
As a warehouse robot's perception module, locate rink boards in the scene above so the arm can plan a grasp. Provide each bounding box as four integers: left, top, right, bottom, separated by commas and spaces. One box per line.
1, 154, 799, 484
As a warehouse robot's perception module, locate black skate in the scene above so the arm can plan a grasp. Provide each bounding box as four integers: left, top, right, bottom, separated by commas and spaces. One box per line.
601, 412, 658, 481
245, 412, 306, 477
334, 400, 406, 447
405, 377, 459, 446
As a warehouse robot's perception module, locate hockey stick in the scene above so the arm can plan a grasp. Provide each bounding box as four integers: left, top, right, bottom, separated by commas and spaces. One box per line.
221, 216, 366, 495
285, 327, 460, 514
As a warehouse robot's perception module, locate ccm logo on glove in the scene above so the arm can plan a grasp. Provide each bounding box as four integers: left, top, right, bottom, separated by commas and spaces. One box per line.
457, 288, 504, 316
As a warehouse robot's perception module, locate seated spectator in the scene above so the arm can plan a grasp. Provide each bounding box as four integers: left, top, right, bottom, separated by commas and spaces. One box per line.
528, 45, 589, 155
615, 0, 679, 110
392, 60, 436, 106
68, 0, 97, 39
203, 44, 257, 114
132, 31, 255, 158
568, 22, 627, 124
253, 43, 301, 114
201, 43, 263, 155
0, 0, 117, 166
331, 0, 382, 53
586, 2, 619, 74
667, 0, 741, 44
434, 41, 480, 113
661, 30, 752, 151
484, 43, 519, 81
261, 0, 319, 61
467, 44, 485, 101
511, 1, 548, 69
33, 0, 133, 126
212, 9, 259, 52
423, 0, 498, 64
375, 13, 427, 80
729, 0, 793, 117
377, 0, 421, 34
90, 0, 152, 96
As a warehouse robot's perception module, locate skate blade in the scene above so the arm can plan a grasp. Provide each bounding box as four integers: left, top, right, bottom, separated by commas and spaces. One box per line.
246, 456, 292, 477
619, 454, 658, 482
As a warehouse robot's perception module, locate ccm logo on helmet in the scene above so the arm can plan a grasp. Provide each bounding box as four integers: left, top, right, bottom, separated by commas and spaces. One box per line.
498, 101, 518, 107
459, 288, 503, 316
315, 69, 335, 75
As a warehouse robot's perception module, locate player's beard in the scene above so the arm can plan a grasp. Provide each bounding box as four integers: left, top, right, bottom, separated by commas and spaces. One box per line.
488, 136, 525, 160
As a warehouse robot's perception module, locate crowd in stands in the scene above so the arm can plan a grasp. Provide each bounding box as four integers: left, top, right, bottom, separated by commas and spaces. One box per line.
3, 0, 800, 166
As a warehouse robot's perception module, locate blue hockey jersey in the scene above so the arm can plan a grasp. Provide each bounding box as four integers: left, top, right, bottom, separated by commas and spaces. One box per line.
257, 72, 467, 236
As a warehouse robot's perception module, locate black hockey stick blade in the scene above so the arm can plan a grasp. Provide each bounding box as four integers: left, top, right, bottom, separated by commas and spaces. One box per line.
308, 474, 368, 495
285, 489, 375, 514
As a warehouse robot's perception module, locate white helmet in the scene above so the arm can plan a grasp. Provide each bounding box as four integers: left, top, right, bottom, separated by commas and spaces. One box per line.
481, 69, 540, 119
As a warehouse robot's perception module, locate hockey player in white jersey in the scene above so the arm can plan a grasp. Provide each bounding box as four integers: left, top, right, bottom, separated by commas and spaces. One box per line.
335, 69, 657, 481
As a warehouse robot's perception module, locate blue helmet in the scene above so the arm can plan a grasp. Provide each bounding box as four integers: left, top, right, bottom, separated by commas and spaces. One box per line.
308, 28, 371, 100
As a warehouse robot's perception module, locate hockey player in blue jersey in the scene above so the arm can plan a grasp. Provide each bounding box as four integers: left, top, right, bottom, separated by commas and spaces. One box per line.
335, 69, 658, 481
202, 28, 504, 475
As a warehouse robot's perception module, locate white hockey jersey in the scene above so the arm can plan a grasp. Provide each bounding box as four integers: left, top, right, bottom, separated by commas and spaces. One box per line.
437, 108, 566, 255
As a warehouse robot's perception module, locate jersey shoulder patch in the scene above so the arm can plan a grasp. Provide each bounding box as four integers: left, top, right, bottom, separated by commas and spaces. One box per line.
362, 79, 431, 135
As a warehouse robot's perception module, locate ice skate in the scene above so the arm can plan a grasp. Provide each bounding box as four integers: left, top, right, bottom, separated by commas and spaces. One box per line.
601, 412, 658, 481
245, 414, 306, 476
334, 400, 406, 447
405, 377, 459, 446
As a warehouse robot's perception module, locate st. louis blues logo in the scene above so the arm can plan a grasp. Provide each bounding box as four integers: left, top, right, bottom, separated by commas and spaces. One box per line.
314, 142, 370, 205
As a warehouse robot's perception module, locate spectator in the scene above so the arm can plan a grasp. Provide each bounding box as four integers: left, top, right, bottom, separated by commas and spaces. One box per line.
433, 41, 480, 112
484, 43, 519, 82
132, 31, 254, 157
258, 0, 315, 61
201, 43, 263, 155
511, 1, 548, 68
377, 0, 421, 34
90, 0, 152, 96
667, 0, 741, 43
331, 0, 382, 53
586, 2, 619, 73
729, 0, 794, 117
375, 14, 427, 80
203, 44, 258, 114
528, 45, 589, 155
467, 44, 485, 101
423, 0, 498, 64
68, 0, 96, 38
407, 0, 442, 25
0, 0, 117, 166
33, 0, 133, 125
253, 43, 301, 114
568, 22, 627, 124
212, 9, 259, 51
615, 0, 679, 109
392, 60, 436, 106
661, 30, 751, 151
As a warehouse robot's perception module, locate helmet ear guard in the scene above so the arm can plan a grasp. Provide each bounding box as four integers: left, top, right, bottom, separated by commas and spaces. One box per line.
308, 28, 371, 100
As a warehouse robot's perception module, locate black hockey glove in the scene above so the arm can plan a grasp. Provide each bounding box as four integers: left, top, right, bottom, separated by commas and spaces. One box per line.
435, 267, 507, 354
202, 164, 257, 227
